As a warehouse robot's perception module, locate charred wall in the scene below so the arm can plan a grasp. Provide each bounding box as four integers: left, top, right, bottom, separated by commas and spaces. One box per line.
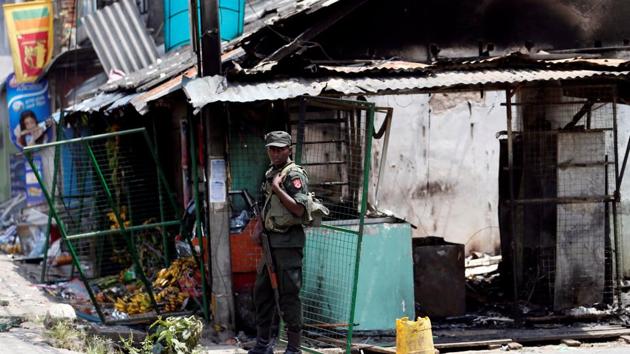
306, 0, 630, 61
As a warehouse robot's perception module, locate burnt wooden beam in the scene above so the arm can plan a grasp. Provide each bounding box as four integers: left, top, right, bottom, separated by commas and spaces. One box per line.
562, 100, 594, 129
257, 0, 368, 66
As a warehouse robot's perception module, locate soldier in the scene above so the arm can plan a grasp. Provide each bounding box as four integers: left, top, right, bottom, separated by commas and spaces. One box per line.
250, 131, 309, 354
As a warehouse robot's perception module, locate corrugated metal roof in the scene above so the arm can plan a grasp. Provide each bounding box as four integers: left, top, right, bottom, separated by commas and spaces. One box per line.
546, 57, 629, 68
82, 0, 159, 75
431, 53, 630, 72
130, 67, 197, 114
66, 92, 126, 113
183, 69, 630, 110
237, 54, 630, 79
101, 46, 195, 92
318, 61, 429, 74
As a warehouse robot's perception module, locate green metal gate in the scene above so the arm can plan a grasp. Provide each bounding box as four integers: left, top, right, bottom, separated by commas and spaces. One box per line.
292, 96, 375, 353
23, 128, 207, 324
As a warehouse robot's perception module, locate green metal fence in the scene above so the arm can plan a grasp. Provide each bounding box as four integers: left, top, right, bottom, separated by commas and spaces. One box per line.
293, 97, 374, 353
24, 127, 207, 324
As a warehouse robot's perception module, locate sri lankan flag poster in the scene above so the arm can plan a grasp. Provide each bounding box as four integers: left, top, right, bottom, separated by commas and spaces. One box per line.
3, 1, 53, 83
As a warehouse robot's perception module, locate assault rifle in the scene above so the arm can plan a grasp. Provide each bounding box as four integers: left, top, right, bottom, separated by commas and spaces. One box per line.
243, 190, 283, 318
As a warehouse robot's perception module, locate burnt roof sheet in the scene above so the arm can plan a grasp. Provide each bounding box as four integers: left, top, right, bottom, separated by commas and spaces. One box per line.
184, 69, 630, 110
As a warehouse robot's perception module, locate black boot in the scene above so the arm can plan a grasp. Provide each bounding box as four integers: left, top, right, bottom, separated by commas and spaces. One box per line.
248, 337, 274, 354
284, 330, 302, 354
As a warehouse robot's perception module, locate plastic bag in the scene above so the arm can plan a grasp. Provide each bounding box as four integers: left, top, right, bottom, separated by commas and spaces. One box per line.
230, 210, 250, 233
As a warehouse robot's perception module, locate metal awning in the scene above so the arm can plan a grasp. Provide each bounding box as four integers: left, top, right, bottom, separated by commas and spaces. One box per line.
183, 69, 630, 111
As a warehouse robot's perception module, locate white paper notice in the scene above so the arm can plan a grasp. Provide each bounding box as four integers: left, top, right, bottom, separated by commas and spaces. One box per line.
209, 159, 226, 203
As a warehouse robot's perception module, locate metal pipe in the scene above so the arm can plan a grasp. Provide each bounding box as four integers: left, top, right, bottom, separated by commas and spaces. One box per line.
374, 109, 393, 207
605, 155, 613, 305
320, 224, 360, 236
189, 113, 210, 321
617, 136, 630, 191
66, 221, 180, 240
84, 141, 160, 316
25, 151, 106, 323
41, 116, 63, 283
612, 92, 623, 304
613, 94, 620, 202
508, 196, 615, 204
505, 89, 519, 313
23, 127, 146, 152
346, 102, 375, 353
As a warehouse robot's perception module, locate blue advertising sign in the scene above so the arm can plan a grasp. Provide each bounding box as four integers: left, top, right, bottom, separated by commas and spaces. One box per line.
25, 155, 45, 206
5, 73, 52, 150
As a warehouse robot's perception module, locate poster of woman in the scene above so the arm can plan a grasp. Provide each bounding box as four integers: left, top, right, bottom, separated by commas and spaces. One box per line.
5, 73, 53, 149
14, 109, 55, 148
5, 73, 54, 205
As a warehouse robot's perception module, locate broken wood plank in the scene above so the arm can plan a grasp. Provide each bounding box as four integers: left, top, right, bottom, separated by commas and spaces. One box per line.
434, 339, 511, 350
525, 313, 612, 323
316, 337, 396, 353
514, 328, 630, 343
432, 326, 630, 352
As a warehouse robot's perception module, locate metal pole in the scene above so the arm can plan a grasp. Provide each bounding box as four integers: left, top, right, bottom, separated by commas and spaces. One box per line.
617, 136, 630, 190
25, 151, 106, 322
505, 89, 519, 312
199, 0, 222, 76
23, 128, 147, 152
346, 101, 375, 353
83, 142, 160, 315
374, 109, 393, 207
604, 155, 613, 305
612, 93, 623, 304
41, 117, 63, 283
189, 0, 201, 71
613, 94, 620, 199
151, 119, 170, 266
189, 113, 210, 321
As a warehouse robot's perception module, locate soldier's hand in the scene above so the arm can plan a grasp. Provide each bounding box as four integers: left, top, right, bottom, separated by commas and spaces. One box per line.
271, 173, 284, 192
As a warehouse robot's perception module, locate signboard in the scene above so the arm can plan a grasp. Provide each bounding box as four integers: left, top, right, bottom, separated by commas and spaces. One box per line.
25, 155, 45, 206
5, 73, 52, 150
2, 1, 53, 83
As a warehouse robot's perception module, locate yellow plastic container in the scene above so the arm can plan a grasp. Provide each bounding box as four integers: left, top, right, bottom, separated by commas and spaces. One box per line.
395, 316, 435, 354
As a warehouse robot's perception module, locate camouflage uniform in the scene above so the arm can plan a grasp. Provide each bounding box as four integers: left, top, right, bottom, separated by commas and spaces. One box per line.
251, 131, 308, 354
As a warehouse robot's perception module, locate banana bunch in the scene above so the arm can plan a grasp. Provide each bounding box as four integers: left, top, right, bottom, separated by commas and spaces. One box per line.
107, 206, 131, 230
114, 292, 152, 315
156, 286, 189, 312
152, 257, 196, 288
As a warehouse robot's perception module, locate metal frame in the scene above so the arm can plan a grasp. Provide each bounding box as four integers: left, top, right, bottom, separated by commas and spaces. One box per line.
294, 95, 375, 353
23, 127, 197, 324
503, 83, 623, 310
